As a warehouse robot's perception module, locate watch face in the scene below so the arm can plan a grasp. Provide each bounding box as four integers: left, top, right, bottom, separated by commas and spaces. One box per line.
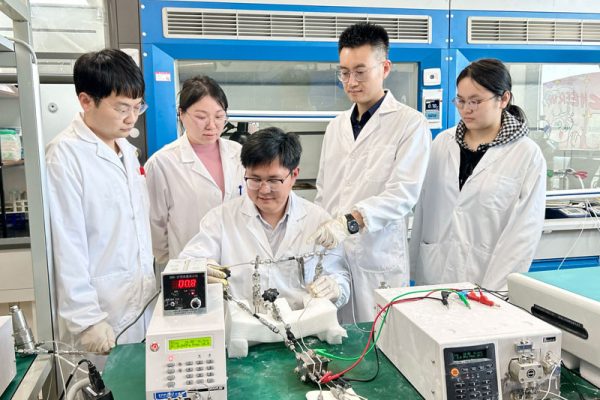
348, 220, 360, 234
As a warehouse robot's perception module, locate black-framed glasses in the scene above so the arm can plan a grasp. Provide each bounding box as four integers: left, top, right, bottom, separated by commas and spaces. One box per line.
451, 95, 497, 111
244, 171, 292, 192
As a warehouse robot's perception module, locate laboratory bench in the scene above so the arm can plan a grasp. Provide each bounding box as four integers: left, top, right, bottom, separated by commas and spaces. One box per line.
102, 324, 599, 400
0, 353, 52, 400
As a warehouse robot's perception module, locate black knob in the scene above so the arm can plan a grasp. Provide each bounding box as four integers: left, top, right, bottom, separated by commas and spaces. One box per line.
262, 288, 279, 303
190, 298, 202, 309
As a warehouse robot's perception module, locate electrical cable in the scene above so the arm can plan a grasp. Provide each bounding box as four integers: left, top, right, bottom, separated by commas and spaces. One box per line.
5, 37, 38, 63
556, 175, 590, 271
541, 363, 560, 400
66, 377, 90, 400
342, 341, 381, 383
57, 358, 91, 400
115, 289, 161, 345
560, 365, 585, 400
319, 289, 460, 384
315, 296, 444, 362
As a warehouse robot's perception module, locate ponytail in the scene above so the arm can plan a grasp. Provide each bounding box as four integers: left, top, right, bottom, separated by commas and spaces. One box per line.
505, 104, 527, 124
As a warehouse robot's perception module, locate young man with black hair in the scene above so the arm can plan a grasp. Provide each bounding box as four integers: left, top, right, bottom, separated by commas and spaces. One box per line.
180, 127, 349, 311
311, 23, 432, 322
46, 49, 155, 352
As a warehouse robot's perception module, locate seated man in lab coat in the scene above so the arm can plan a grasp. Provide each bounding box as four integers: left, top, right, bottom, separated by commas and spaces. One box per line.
46, 49, 155, 353
180, 127, 350, 311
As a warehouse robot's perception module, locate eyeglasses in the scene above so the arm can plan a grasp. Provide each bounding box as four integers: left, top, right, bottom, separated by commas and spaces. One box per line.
337, 63, 383, 83
113, 102, 149, 117
184, 112, 229, 128
244, 171, 292, 192
452, 96, 497, 111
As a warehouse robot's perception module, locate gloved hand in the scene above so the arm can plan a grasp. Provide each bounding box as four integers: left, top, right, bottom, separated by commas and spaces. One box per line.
207, 259, 231, 286
308, 275, 341, 302
79, 320, 115, 353
308, 215, 349, 249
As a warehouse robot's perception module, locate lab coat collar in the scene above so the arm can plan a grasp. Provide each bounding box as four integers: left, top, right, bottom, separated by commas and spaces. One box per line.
448, 126, 512, 183
447, 127, 461, 172
350, 90, 398, 146
240, 191, 303, 221
240, 192, 307, 259
72, 113, 127, 173
179, 133, 225, 190
468, 143, 511, 181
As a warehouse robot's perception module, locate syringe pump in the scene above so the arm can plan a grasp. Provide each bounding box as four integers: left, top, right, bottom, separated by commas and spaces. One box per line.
146, 283, 226, 400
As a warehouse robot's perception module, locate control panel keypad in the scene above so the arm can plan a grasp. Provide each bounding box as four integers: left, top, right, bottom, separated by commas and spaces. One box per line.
162, 355, 218, 389
447, 362, 498, 400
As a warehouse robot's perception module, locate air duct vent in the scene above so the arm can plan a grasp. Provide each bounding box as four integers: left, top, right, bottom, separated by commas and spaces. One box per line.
164, 8, 431, 43
469, 17, 600, 45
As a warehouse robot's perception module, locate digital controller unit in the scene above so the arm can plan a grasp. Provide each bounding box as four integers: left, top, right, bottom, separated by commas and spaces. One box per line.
162, 259, 207, 316
375, 283, 562, 400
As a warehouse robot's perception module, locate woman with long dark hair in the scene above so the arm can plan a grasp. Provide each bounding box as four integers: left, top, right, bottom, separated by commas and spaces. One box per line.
145, 76, 244, 267
410, 59, 546, 290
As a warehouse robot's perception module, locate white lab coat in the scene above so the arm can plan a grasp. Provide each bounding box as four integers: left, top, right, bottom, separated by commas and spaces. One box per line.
46, 113, 156, 347
145, 134, 244, 264
180, 193, 350, 310
409, 127, 547, 290
315, 91, 431, 322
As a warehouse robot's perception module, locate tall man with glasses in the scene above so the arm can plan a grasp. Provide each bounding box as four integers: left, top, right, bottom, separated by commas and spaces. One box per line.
46, 49, 155, 353
180, 127, 350, 312
310, 23, 432, 323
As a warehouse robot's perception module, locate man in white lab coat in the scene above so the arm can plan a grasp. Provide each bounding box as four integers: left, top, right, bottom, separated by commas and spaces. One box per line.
180, 128, 350, 311
311, 23, 432, 322
46, 49, 155, 353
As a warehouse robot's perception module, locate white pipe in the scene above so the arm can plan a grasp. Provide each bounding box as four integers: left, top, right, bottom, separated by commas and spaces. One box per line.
66, 377, 90, 400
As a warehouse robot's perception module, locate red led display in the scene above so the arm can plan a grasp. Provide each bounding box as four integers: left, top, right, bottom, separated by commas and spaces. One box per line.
172, 278, 197, 290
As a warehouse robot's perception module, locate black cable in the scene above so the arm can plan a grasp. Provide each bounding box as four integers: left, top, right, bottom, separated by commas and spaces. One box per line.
342, 296, 444, 383
115, 289, 161, 345
58, 358, 91, 400
342, 340, 381, 383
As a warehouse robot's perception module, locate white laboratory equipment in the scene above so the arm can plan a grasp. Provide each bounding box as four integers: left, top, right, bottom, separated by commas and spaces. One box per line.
145, 284, 227, 400
508, 268, 600, 387
0, 316, 16, 396
374, 283, 562, 400
162, 259, 207, 316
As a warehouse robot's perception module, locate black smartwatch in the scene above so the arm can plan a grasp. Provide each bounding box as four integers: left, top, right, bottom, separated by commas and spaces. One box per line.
345, 214, 360, 234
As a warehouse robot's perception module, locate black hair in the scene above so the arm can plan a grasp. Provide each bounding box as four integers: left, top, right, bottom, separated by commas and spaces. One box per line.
338, 22, 389, 59
74, 49, 144, 105
457, 58, 527, 123
178, 75, 228, 113
240, 127, 302, 171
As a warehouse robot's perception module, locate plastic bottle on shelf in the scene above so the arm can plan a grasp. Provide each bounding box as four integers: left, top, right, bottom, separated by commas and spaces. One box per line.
0, 128, 22, 162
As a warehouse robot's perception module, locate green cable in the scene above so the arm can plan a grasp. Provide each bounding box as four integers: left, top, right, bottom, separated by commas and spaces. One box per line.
315, 288, 467, 361
456, 291, 471, 308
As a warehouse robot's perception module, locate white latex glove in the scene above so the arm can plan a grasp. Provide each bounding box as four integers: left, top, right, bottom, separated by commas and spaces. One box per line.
308, 215, 349, 249
309, 275, 341, 302
206, 259, 230, 286
79, 320, 115, 353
